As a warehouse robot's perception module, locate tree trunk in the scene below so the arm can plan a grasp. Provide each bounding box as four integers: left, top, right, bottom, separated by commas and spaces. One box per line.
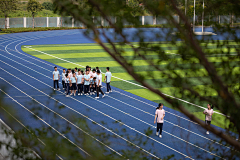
5, 15, 7, 29
32, 14, 35, 28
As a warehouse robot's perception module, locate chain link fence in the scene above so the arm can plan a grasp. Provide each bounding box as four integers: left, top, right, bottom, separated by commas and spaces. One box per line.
0, 16, 238, 29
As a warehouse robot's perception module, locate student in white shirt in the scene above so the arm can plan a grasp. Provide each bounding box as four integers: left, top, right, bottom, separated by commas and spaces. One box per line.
84, 70, 90, 95
61, 69, 66, 90
77, 71, 84, 96
95, 70, 105, 98
53, 66, 60, 90
70, 72, 77, 96
74, 67, 78, 75
154, 103, 165, 138
65, 73, 70, 97
203, 104, 214, 135
104, 67, 112, 93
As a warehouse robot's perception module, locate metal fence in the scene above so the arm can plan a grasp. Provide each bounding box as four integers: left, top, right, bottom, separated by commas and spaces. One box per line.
0, 15, 239, 29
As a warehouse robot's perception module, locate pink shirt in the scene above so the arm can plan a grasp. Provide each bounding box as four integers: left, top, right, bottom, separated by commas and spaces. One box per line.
92, 72, 97, 78
68, 72, 72, 78
155, 109, 165, 123
204, 109, 213, 121
89, 71, 93, 77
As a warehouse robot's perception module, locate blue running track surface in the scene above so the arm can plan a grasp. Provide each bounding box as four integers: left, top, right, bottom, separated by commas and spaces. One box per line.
0, 29, 236, 159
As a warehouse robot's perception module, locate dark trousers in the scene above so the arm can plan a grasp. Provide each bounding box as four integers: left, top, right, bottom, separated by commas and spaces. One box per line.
78, 84, 83, 94
84, 85, 90, 94
205, 120, 211, 125
106, 82, 111, 92
62, 80, 65, 89
157, 123, 163, 135
66, 83, 70, 95
97, 86, 104, 97
90, 85, 95, 92
53, 80, 59, 89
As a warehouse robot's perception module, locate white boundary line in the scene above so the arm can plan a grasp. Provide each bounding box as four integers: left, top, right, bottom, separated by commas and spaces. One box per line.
0, 49, 229, 150
0, 65, 161, 159
0, 58, 223, 159
9, 31, 226, 116
0, 80, 123, 158
0, 90, 63, 160
0, 61, 191, 159
104, 92, 230, 149
24, 46, 226, 116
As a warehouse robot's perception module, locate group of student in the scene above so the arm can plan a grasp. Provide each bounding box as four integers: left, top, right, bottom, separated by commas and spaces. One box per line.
154, 103, 214, 138
52, 66, 112, 99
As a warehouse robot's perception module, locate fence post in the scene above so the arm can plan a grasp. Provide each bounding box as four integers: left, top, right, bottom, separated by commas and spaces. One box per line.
101, 17, 104, 26
6, 18, 9, 28
219, 15, 220, 24
46, 17, 49, 27
72, 18, 74, 27
57, 17, 60, 27
23, 17, 26, 28
142, 16, 144, 25
153, 16, 156, 25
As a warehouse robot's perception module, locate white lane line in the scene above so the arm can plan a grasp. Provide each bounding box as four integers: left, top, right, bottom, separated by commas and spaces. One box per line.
1, 48, 201, 125
0, 72, 160, 160
0, 51, 227, 149
102, 86, 199, 124
86, 96, 224, 159
0, 85, 91, 157
0, 57, 224, 160
0, 48, 52, 72
11, 34, 227, 119
0, 61, 190, 159
0, 80, 123, 158
24, 46, 226, 116
3, 94, 63, 98
2, 45, 200, 123
104, 93, 230, 149
0, 90, 63, 160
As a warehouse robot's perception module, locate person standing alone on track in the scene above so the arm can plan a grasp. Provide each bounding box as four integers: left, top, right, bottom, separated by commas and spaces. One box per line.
95, 70, 105, 99
53, 66, 60, 90
104, 67, 112, 93
154, 103, 165, 138
203, 104, 214, 135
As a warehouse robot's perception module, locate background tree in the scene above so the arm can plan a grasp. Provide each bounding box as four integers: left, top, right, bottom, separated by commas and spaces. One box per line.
27, 0, 43, 28
0, 0, 18, 29
42, 2, 53, 11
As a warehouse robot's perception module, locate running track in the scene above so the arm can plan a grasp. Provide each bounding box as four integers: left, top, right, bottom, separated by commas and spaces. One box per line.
0, 28, 237, 159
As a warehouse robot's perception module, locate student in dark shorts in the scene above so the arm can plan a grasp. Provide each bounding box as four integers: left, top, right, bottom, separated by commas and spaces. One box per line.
65, 73, 70, 97
70, 72, 77, 96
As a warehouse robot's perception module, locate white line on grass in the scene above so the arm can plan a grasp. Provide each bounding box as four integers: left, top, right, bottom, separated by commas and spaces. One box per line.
24, 46, 226, 116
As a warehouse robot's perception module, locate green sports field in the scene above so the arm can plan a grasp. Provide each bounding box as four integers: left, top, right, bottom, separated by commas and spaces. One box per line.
22, 42, 240, 129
